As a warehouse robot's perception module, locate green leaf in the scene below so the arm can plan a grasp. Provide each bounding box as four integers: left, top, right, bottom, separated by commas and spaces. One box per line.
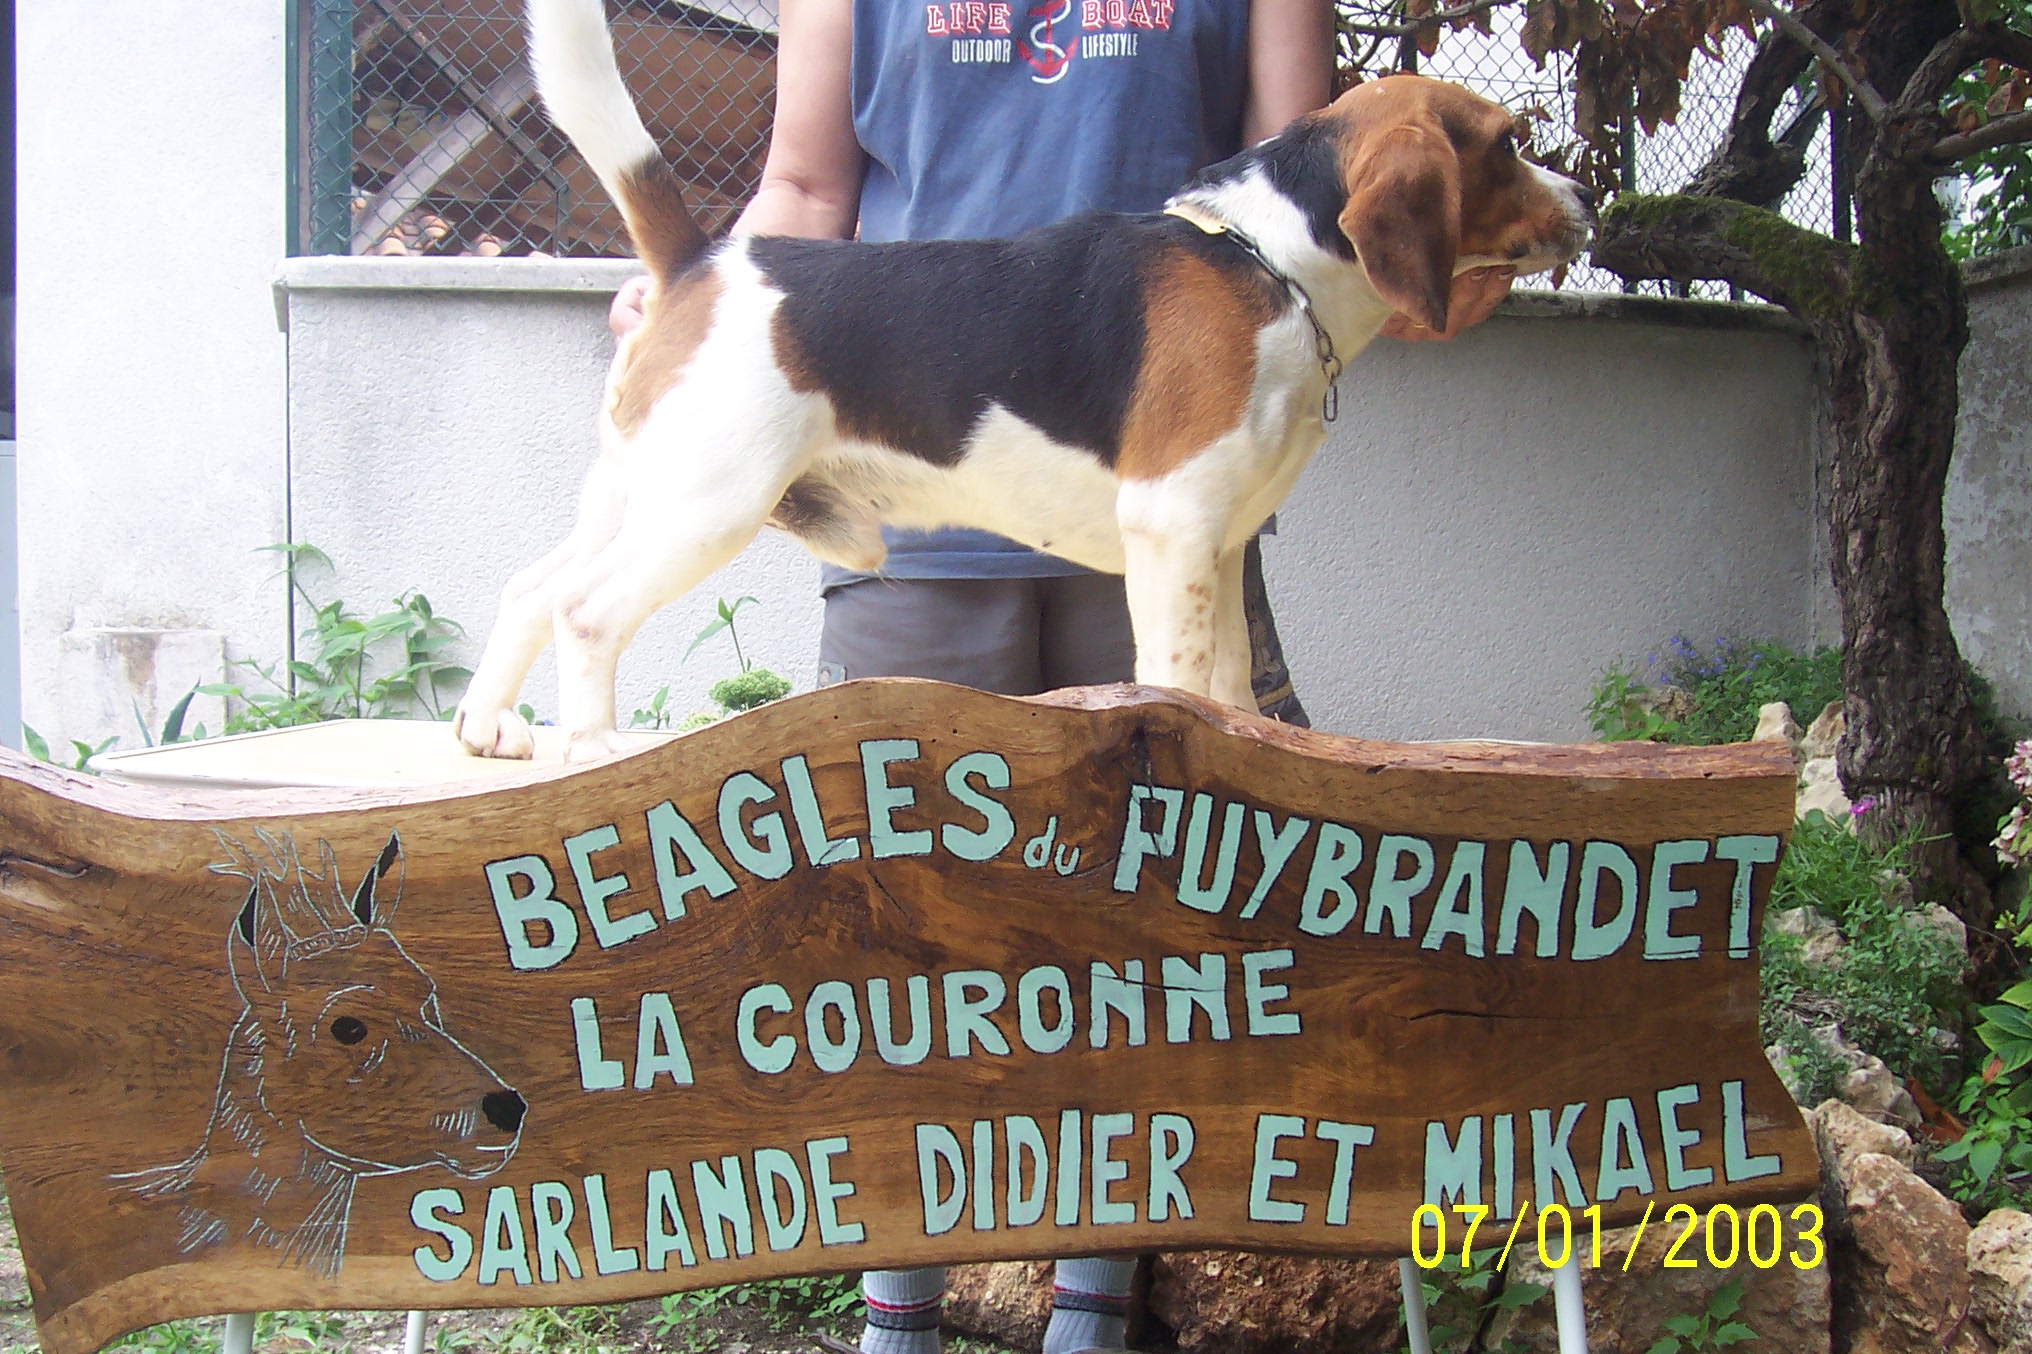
1646, 1340, 1681, 1354
1999, 980, 2032, 1009
1664, 1315, 1702, 1338
1707, 1279, 1744, 1320
1981, 1005, 2032, 1039
1712, 1322, 1755, 1346
1494, 1282, 1548, 1309
21, 724, 50, 762
1972, 1135, 2006, 1183
159, 686, 198, 744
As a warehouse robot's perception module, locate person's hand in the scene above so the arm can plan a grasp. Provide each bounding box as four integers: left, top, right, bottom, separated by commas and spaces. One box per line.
1380, 265, 1516, 341
609, 275, 653, 338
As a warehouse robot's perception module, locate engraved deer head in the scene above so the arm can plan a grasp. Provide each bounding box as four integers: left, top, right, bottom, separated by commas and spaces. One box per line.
119, 828, 523, 1275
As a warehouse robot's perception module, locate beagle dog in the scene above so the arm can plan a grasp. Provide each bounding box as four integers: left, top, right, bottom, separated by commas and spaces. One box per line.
454, 0, 1595, 761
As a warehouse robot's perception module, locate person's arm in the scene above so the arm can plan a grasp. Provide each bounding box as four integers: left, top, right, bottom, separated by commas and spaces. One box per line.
612, 0, 865, 336
1241, 0, 1333, 145
735, 0, 867, 238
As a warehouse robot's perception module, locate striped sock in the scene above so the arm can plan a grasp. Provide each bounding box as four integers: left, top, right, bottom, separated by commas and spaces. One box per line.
1043, 1257, 1134, 1354
861, 1267, 944, 1354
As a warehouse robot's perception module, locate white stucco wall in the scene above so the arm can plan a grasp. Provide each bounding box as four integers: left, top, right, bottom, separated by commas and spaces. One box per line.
1947, 247, 2032, 726
280, 258, 822, 731
16, 0, 291, 748
279, 258, 1825, 742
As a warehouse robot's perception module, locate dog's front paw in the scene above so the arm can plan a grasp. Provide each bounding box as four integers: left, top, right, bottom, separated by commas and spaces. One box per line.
453, 703, 536, 760
563, 726, 637, 764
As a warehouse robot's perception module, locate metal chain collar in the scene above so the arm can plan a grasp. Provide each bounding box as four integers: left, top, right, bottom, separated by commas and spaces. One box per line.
1163, 203, 1344, 423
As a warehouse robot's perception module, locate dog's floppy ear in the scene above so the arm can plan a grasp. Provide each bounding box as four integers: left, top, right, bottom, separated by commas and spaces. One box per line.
1339, 128, 1461, 334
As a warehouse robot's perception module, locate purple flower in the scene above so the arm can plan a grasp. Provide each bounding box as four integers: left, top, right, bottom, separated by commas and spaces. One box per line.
1850, 797, 1876, 818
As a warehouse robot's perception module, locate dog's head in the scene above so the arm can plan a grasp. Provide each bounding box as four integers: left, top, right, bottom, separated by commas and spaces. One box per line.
1328, 76, 1593, 330
1208, 75, 1594, 334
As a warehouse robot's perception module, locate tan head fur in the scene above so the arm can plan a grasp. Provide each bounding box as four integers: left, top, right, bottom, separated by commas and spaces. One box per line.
1324, 75, 1593, 331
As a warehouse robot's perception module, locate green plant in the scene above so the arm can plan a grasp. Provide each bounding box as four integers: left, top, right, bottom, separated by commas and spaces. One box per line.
1943, 1070, 2032, 1206
1401, 1245, 1547, 1353
1942, 0, 2032, 260
688, 595, 761, 672
257, 1311, 351, 1351
654, 1274, 863, 1335
1586, 660, 1681, 742
1587, 637, 1843, 748
628, 685, 675, 730
644, 595, 794, 729
201, 544, 470, 732
1759, 813, 1964, 1096
498, 1306, 619, 1354
107, 1321, 216, 1354
712, 669, 794, 712
1645, 1277, 1753, 1353
20, 726, 117, 773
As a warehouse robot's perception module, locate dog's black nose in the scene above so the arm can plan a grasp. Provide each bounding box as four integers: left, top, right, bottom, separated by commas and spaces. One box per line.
482, 1089, 526, 1134
1573, 182, 1598, 213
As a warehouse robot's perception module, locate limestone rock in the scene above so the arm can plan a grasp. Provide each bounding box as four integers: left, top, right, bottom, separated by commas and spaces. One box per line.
1799, 756, 1856, 825
1834, 1151, 1985, 1353
1479, 1219, 1829, 1353
1147, 1251, 1402, 1354
1812, 1099, 1917, 1175
1812, 1031, 1924, 1131
1771, 904, 1846, 964
1755, 700, 1805, 756
1804, 700, 1847, 761
1879, 868, 1917, 912
1970, 1209, 2032, 1352
942, 1261, 1054, 1351
1905, 902, 1970, 961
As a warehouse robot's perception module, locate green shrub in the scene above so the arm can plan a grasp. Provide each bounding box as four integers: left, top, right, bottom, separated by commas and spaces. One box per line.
1759, 813, 1965, 1094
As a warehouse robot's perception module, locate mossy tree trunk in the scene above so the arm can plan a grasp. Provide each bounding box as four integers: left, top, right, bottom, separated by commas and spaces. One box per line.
1587, 0, 2018, 912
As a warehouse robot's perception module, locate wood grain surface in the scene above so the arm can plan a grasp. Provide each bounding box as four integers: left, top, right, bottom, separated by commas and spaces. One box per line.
0, 681, 1815, 1354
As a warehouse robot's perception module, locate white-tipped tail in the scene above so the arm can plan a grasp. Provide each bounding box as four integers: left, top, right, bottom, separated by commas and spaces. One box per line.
527, 0, 660, 203
528, 0, 707, 280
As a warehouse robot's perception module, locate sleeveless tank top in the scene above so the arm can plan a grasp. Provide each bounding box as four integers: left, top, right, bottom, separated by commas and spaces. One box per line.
827, 0, 1252, 586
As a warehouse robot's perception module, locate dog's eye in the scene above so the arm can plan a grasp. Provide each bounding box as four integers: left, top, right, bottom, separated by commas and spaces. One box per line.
331, 1016, 368, 1045
1495, 131, 1518, 158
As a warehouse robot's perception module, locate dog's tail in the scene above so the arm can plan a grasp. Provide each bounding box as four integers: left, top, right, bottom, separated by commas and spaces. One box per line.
527, 0, 708, 283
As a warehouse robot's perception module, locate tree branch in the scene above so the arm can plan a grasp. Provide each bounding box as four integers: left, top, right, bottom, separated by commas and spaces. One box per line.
1897, 25, 1990, 113
1934, 107, 2032, 161
1740, 0, 1889, 122
1989, 23, 2032, 74
1591, 194, 1852, 322
1342, 0, 1513, 37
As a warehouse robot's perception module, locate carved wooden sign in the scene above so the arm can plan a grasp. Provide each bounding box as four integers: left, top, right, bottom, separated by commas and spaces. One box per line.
0, 682, 1815, 1354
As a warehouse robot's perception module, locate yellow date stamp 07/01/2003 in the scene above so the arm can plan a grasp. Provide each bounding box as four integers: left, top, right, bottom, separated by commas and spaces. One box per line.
1411, 1200, 1828, 1272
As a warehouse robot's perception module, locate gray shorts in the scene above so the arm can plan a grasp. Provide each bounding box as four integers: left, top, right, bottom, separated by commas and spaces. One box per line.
816, 540, 1309, 725
818, 573, 1136, 695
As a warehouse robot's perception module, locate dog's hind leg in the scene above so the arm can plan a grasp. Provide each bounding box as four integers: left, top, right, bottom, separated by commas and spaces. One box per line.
1209, 545, 1255, 712
455, 457, 626, 758
548, 486, 780, 763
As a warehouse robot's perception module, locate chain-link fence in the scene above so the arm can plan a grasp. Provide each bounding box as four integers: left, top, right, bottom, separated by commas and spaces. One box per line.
293, 0, 1838, 296
293, 0, 775, 259
1407, 12, 1838, 296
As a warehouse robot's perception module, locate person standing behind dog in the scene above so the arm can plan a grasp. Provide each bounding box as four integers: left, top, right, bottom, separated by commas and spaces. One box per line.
609, 1, 1515, 1348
